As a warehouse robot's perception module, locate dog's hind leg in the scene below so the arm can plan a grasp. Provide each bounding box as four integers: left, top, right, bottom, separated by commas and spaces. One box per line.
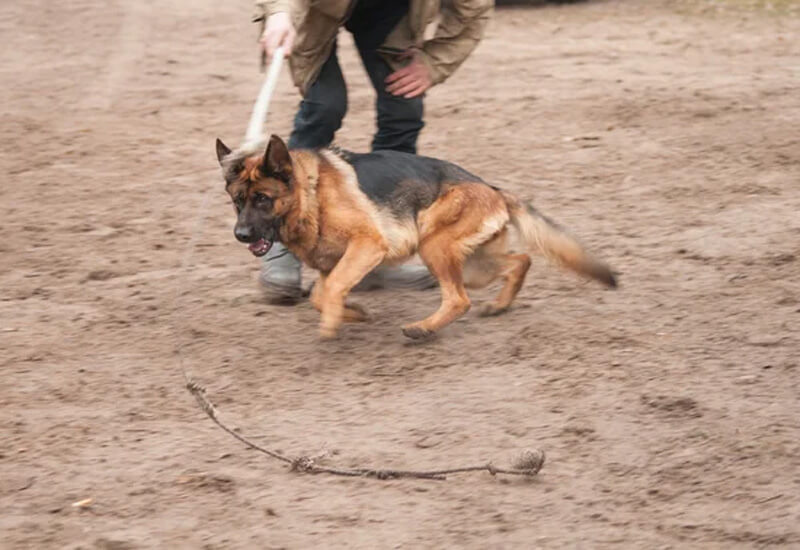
462, 228, 508, 289
463, 228, 531, 317
310, 273, 369, 323
319, 240, 386, 339
402, 233, 471, 340
403, 182, 511, 339
478, 252, 531, 317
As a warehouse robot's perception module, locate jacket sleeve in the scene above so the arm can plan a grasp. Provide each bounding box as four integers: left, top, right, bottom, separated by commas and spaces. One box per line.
253, 0, 291, 19
419, 0, 492, 86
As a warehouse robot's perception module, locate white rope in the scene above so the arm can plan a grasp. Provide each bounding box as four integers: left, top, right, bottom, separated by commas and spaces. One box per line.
243, 46, 285, 148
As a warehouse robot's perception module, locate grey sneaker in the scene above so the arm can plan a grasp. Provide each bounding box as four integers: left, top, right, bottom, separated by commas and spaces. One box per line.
353, 265, 438, 292
259, 243, 303, 304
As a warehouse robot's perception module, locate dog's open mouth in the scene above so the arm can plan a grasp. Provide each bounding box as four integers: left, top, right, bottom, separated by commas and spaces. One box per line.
247, 238, 272, 257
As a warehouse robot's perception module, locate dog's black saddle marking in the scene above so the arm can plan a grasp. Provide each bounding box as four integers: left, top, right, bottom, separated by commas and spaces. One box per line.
342, 149, 483, 217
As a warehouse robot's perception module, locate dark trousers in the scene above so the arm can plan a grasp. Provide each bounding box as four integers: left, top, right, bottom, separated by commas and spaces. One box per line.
287, 0, 423, 154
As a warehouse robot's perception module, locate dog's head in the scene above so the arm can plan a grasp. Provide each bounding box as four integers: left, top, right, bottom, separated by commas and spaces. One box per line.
216, 135, 294, 257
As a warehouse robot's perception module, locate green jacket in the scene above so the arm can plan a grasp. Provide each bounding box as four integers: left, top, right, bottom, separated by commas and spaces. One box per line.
255, 0, 492, 95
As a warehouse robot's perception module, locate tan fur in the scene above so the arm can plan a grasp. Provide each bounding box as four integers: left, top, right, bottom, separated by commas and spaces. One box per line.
321, 151, 420, 261
502, 193, 617, 288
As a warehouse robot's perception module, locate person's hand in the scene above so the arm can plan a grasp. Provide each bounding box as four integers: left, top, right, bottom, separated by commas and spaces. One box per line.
385, 50, 432, 99
259, 12, 295, 58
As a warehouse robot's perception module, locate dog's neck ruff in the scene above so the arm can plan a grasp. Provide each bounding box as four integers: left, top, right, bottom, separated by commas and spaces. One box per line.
276, 152, 321, 252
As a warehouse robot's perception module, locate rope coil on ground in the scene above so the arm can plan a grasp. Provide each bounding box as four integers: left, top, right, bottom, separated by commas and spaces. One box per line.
185, 381, 545, 481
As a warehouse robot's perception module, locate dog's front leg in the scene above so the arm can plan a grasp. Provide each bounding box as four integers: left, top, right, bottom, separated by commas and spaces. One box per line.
319, 240, 386, 339
310, 273, 369, 323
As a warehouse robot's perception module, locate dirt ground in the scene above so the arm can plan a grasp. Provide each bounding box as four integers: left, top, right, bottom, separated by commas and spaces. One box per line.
2, 0, 799, 547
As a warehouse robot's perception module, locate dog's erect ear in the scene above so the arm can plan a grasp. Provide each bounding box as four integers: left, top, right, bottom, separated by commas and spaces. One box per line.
216, 138, 232, 165
262, 134, 293, 185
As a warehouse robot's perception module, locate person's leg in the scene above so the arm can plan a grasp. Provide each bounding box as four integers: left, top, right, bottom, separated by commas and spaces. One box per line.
346, 3, 424, 154
288, 42, 348, 149
369, 59, 424, 153
260, 45, 348, 304
359, 51, 424, 154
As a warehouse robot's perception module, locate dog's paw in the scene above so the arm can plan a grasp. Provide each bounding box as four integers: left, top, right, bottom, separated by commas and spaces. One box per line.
343, 302, 369, 322
319, 325, 339, 340
478, 303, 509, 317
402, 325, 435, 341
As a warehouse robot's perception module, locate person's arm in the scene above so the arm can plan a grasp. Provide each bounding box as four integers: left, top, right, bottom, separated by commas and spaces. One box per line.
386, 0, 492, 98
420, 0, 492, 85
254, 1, 295, 58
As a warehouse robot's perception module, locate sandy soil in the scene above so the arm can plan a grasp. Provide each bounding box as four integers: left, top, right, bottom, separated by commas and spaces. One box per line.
2, 0, 799, 547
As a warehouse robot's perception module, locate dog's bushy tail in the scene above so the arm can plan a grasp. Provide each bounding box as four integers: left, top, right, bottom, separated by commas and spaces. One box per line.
502, 192, 617, 288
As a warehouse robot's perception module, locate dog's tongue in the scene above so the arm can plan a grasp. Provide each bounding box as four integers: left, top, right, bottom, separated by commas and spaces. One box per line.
248, 239, 272, 257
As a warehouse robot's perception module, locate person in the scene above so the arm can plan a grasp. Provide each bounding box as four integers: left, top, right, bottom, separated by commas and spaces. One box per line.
254, 0, 493, 303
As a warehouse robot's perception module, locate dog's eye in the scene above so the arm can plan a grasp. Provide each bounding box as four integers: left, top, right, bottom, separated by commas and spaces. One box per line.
254, 193, 273, 207
234, 194, 245, 212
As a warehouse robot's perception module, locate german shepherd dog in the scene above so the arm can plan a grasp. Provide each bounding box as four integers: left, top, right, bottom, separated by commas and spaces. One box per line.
216, 135, 616, 340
